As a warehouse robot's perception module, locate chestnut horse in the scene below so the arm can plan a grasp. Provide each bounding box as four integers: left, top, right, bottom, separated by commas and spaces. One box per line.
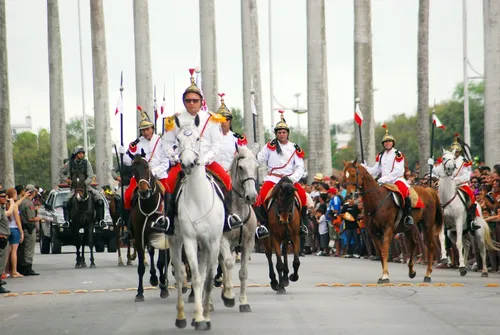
263, 176, 301, 294
342, 159, 443, 283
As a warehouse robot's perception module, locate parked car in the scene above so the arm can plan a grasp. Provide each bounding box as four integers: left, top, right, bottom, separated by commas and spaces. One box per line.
38, 188, 117, 254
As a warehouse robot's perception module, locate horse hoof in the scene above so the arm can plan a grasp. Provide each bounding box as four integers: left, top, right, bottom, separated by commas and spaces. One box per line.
459, 267, 467, 276
175, 319, 187, 329
377, 278, 390, 284
270, 281, 278, 292
188, 295, 195, 303
214, 276, 223, 288
90, 264, 96, 269
210, 302, 215, 312
206, 321, 211, 330
377, 278, 383, 284
150, 276, 159, 287
481, 272, 489, 278
194, 321, 208, 331
75, 264, 81, 269
423, 276, 432, 283
282, 278, 290, 288
182, 286, 188, 294
440, 258, 448, 264
277, 288, 286, 295
118, 262, 124, 267
135, 295, 144, 302
289, 273, 299, 282
239, 304, 252, 313
81, 262, 87, 268
160, 288, 169, 299
127, 260, 133, 266
409, 271, 416, 279
221, 291, 235, 308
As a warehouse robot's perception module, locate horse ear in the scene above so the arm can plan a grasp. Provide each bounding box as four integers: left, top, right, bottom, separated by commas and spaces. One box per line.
140, 148, 146, 158
441, 147, 445, 155
174, 115, 180, 128
194, 114, 200, 127
353, 158, 358, 165
343, 160, 347, 166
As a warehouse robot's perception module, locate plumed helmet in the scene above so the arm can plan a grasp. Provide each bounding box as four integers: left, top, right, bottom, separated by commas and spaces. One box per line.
381, 124, 395, 145
450, 133, 462, 152
183, 68, 203, 99
215, 93, 231, 119
274, 110, 290, 133
137, 106, 154, 130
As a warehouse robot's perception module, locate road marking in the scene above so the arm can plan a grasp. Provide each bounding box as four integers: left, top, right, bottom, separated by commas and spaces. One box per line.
109, 289, 123, 292
314, 282, 481, 288
91, 290, 106, 293
416, 283, 431, 287
347, 283, 363, 287
381, 283, 395, 287
57, 290, 72, 295
450, 283, 464, 287
125, 288, 136, 291
331, 283, 345, 287
4, 293, 19, 297
75, 290, 89, 293
41, 291, 54, 295
485, 283, 499, 287
434, 283, 447, 287
398, 283, 412, 287
22, 292, 37, 296
365, 283, 379, 287
247, 284, 261, 287
315, 283, 329, 287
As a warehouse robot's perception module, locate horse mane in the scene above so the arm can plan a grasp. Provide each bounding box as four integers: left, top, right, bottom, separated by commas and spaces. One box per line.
270, 176, 295, 202
229, 145, 252, 175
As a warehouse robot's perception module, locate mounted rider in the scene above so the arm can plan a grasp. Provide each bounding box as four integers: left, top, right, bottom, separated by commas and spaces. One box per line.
161, 69, 243, 233
118, 106, 171, 243
362, 125, 414, 227
447, 134, 479, 231
60, 146, 105, 226
254, 111, 309, 239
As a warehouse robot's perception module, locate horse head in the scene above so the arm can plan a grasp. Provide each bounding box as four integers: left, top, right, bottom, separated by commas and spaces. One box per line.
439, 149, 456, 177
231, 145, 259, 204
73, 175, 88, 202
271, 177, 296, 223
342, 158, 365, 199
132, 153, 155, 199
175, 114, 201, 175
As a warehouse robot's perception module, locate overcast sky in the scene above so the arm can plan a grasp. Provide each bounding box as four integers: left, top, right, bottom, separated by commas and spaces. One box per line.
5, 0, 484, 144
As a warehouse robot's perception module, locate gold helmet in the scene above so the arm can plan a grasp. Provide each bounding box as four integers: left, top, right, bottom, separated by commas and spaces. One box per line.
450, 133, 462, 152
216, 93, 232, 119
137, 106, 154, 130
183, 68, 203, 99
381, 124, 395, 145
274, 110, 290, 133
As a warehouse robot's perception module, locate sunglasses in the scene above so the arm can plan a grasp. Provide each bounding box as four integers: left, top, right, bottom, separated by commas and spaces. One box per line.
0, 195, 6, 198
184, 99, 200, 104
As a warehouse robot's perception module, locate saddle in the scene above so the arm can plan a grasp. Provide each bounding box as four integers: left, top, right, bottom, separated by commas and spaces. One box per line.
131, 180, 166, 212
456, 186, 474, 209
381, 184, 424, 209
172, 171, 225, 213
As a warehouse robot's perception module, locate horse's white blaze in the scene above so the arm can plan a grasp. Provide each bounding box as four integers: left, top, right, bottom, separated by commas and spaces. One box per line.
345, 171, 350, 178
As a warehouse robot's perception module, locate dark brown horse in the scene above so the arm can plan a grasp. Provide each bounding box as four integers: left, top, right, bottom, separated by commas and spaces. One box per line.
342, 159, 443, 283
263, 177, 301, 294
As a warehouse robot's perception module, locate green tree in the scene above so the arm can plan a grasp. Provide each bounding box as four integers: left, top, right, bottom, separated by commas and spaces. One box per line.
66, 116, 96, 167
13, 129, 51, 189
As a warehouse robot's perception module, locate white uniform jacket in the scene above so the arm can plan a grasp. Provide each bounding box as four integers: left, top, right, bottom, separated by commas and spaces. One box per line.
123, 133, 170, 180
257, 140, 305, 184
452, 156, 472, 186
363, 148, 407, 186
216, 131, 248, 171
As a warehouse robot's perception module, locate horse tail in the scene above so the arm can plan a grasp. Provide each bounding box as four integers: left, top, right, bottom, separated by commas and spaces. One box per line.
478, 218, 500, 251
428, 188, 444, 236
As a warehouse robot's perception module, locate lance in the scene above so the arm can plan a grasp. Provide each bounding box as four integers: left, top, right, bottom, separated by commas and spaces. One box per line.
162, 83, 166, 134
355, 97, 365, 163
429, 109, 436, 187
119, 71, 125, 229
154, 85, 158, 133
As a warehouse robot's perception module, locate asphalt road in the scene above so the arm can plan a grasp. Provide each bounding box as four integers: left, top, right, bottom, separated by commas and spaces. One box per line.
1, 245, 500, 335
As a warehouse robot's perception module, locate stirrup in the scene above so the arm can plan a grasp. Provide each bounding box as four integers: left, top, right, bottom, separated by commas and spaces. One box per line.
255, 226, 270, 240
98, 220, 106, 228
470, 220, 481, 231
404, 216, 414, 226
62, 221, 70, 228
300, 224, 309, 235
227, 214, 243, 230
151, 216, 170, 234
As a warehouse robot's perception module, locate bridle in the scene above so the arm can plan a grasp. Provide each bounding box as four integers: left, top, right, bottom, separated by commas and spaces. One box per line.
442, 155, 456, 177
134, 157, 158, 201
231, 155, 257, 200
177, 127, 201, 167
343, 163, 377, 198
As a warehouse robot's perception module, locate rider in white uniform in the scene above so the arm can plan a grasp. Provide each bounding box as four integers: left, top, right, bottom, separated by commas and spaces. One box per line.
362, 126, 414, 226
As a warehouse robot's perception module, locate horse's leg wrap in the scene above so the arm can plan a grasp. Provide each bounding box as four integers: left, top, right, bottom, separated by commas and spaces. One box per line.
300, 207, 309, 236
151, 194, 172, 234
467, 203, 480, 231
223, 186, 243, 232
255, 205, 270, 239
404, 196, 414, 226
120, 214, 133, 246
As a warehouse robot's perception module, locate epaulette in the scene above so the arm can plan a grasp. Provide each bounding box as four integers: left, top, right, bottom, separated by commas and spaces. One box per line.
395, 150, 404, 162
267, 139, 277, 151
164, 114, 179, 132
208, 111, 226, 124
233, 132, 248, 146
294, 143, 305, 159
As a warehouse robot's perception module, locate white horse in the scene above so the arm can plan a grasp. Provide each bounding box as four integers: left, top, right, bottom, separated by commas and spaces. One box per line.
168, 114, 225, 331
435, 149, 500, 277
215, 145, 259, 313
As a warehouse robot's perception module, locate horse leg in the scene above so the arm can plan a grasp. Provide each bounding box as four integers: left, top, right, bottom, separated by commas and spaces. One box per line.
127, 244, 135, 265
170, 238, 187, 329
219, 238, 235, 307
289, 233, 301, 283
158, 249, 169, 298
116, 221, 124, 266
89, 223, 96, 268
373, 228, 393, 284
475, 229, 489, 277
423, 218, 435, 282
135, 245, 146, 302
264, 238, 278, 291
183, 239, 207, 330
149, 247, 159, 287
273, 239, 286, 294
281, 241, 290, 288
75, 241, 81, 269
238, 237, 254, 313
438, 225, 448, 264
455, 222, 468, 276
404, 228, 417, 279
80, 233, 87, 268
202, 241, 219, 331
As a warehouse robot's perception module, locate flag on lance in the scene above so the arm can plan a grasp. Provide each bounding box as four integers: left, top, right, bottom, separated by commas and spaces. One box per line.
194, 67, 208, 111
432, 114, 445, 129
354, 99, 363, 126
114, 95, 123, 115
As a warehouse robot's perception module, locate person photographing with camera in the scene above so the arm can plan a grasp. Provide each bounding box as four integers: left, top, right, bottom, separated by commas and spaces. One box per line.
18, 185, 41, 276
0, 189, 17, 293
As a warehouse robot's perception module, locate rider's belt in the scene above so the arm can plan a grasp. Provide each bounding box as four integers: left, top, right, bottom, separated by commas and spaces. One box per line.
268, 172, 291, 178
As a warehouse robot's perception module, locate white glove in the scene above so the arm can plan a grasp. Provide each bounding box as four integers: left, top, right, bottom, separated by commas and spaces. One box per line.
117, 145, 127, 154
203, 151, 215, 165
378, 177, 387, 184
427, 158, 434, 166
151, 166, 163, 177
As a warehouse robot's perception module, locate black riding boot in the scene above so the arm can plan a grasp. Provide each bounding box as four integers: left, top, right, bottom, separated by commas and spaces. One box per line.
151, 194, 173, 234
254, 205, 270, 239
404, 196, 414, 226
223, 189, 243, 232
300, 207, 309, 236
467, 203, 481, 231
62, 201, 71, 226
95, 199, 106, 227
120, 216, 133, 246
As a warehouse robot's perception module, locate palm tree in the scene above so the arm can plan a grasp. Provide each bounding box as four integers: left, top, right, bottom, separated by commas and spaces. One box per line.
483, 0, 500, 167
417, 0, 430, 176
354, 0, 375, 164
307, 0, 331, 180
133, 0, 153, 127
47, 0, 68, 188
199, 0, 218, 112
0, 0, 14, 187
90, 0, 113, 186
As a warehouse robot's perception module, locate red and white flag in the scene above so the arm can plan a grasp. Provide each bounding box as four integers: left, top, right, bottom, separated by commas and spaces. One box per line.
432, 114, 445, 129
195, 69, 208, 112
114, 95, 123, 116
251, 93, 258, 116
354, 102, 363, 126
161, 99, 166, 115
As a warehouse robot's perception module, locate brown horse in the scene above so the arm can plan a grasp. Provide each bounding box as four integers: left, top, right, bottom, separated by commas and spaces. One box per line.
102, 186, 137, 266
342, 159, 443, 283
263, 177, 301, 294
